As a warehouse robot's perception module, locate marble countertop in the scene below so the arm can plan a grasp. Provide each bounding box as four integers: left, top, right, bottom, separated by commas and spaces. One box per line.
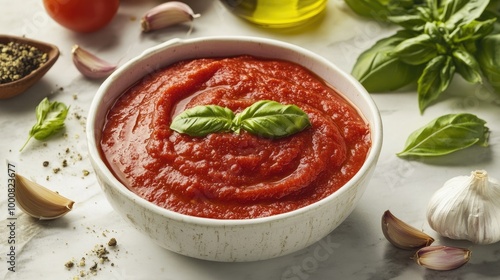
1, 0, 500, 279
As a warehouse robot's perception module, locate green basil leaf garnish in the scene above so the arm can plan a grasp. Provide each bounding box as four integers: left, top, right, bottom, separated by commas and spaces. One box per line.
170, 100, 311, 139
170, 105, 235, 137
20, 97, 70, 151
234, 100, 311, 138
397, 113, 489, 157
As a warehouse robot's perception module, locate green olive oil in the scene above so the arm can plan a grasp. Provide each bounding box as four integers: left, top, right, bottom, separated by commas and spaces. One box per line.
221, 0, 327, 28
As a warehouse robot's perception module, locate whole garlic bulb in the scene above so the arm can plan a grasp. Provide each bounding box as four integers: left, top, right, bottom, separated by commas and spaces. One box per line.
427, 170, 500, 244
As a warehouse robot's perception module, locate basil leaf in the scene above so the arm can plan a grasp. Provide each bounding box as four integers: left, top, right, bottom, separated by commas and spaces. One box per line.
451, 18, 496, 44
388, 14, 427, 31
234, 100, 311, 139
440, 0, 470, 23
452, 49, 482, 84
443, 0, 490, 29
426, 0, 440, 20
345, 0, 425, 21
388, 0, 425, 16
483, 2, 500, 33
170, 105, 235, 137
20, 98, 70, 151
397, 113, 489, 157
416, 5, 434, 22
424, 21, 446, 43
34, 97, 51, 127
344, 0, 391, 21
417, 55, 455, 113
477, 33, 500, 92
391, 33, 438, 65
31, 102, 69, 140
352, 30, 422, 92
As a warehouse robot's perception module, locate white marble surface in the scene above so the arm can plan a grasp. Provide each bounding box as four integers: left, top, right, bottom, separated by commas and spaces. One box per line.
1, 0, 500, 279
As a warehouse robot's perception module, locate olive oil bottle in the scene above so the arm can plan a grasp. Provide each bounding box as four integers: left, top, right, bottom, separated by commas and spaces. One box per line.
221, 0, 327, 28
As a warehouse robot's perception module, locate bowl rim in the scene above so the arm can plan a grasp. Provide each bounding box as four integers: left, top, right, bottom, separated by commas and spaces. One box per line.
87, 36, 383, 226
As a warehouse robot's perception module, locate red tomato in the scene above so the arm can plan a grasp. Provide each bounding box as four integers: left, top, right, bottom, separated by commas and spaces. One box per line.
43, 0, 119, 33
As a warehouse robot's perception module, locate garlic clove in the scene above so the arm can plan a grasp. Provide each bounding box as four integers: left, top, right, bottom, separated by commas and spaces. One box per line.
71, 45, 117, 79
141, 1, 200, 33
427, 170, 500, 244
15, 174, 74, 220
414, 246, 471, 271
382, 210, 435, 250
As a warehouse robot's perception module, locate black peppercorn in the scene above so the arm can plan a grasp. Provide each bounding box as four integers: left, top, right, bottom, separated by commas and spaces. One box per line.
0, 41, 47, 84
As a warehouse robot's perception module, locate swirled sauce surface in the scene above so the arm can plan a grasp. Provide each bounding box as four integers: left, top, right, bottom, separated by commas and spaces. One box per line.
101, 56, 371, 219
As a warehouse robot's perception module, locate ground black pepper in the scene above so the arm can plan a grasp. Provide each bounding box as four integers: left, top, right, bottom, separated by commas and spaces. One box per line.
0, 41, 48, 83
65, 237, 119, 278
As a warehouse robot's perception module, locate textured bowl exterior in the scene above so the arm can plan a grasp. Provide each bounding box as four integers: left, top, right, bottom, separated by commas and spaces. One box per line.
87, 36, 382, 262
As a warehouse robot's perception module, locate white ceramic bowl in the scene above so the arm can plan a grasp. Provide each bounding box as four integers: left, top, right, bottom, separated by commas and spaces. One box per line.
87, 36, 383, 262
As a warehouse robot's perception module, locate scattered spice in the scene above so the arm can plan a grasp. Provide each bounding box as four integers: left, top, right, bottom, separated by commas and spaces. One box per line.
108, 238, 117, 247
89, 262, 98, 273
0, 41, 48, 83
65, 260, 74, 269
65, 237, 119, 278
43, 161, 49, 167
95, 244, 109, 258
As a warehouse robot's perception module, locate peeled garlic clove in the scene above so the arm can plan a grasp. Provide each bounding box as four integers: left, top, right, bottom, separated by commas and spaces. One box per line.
15, 174, 74, 220
382, 210, 434, 250
71, 45, 117, 79
141, 1, 200, 32
414, 246, 471, 271
427, 170, 500, 244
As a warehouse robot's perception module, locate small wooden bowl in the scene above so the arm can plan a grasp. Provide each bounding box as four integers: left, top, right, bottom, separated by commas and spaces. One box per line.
0, 35, 60, 99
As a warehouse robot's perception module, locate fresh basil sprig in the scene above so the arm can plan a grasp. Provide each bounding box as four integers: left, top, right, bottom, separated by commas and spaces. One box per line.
397, 113, 489, 157
170, 100, 311, 139
20, 97, 70, 151
350, 0, 497, 113
352, 30, 425, 92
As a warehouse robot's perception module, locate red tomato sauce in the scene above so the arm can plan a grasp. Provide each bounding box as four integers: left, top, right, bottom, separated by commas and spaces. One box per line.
100, 56, 371, 219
